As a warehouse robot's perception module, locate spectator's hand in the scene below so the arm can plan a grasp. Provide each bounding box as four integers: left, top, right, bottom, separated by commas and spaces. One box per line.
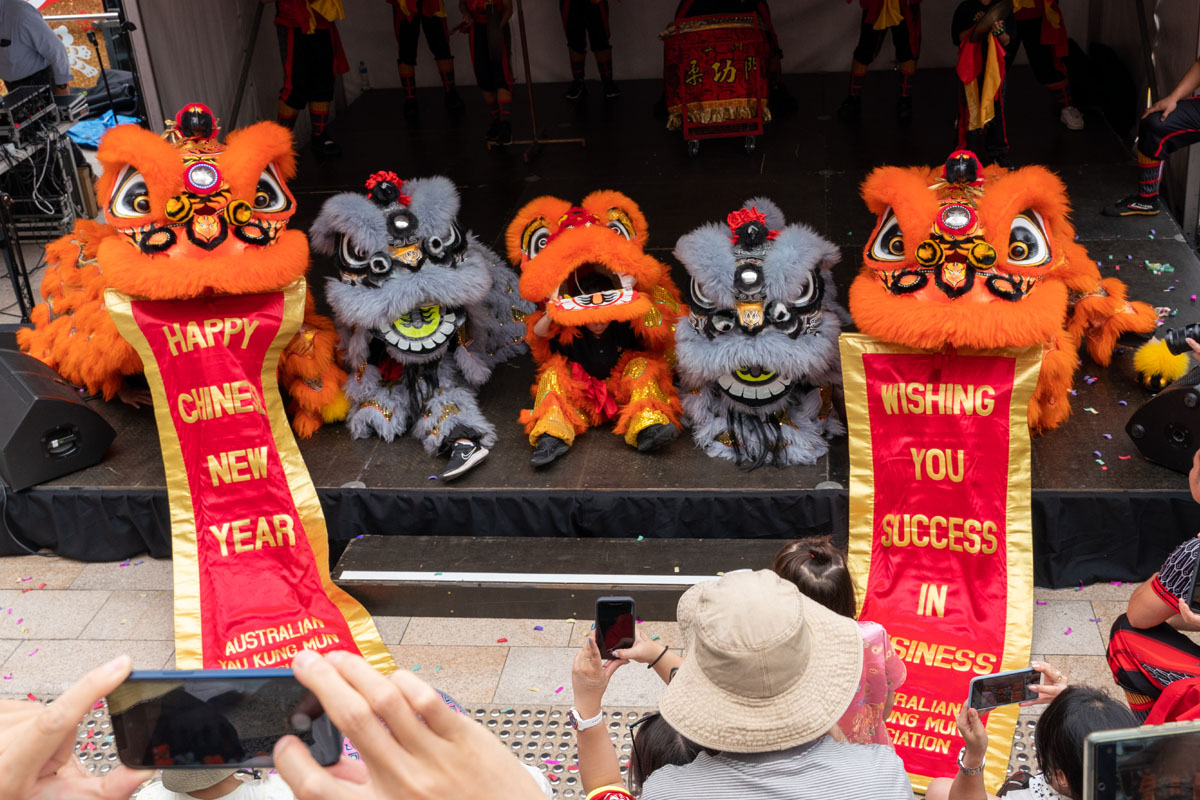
955, 705, 989, 769
1177, 597, 1200, 628
1144, 96, 1179, 121
53, 85, 69, 96
1185, 337, 1200, 364
611, 626, 661, 665
1189, 449, 1200, 506
1021, 660, 1069, 706
0, 655, 150, 800
571, 637, 626, 716
275, 649, 545, 800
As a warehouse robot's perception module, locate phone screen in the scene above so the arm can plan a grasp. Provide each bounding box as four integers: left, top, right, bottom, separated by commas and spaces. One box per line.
596, 597, 635, 660
1092, 731, 1200, 800
1188, 556, 1200, 613
968, 668, 1040, 711
107, 670, 341, 769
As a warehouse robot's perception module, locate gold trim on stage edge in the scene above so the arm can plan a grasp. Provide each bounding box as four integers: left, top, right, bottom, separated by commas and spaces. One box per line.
838, 333, 1040, 795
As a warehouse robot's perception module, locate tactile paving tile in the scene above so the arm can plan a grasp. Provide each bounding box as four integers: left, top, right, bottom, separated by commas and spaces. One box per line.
74, 699, 120, 775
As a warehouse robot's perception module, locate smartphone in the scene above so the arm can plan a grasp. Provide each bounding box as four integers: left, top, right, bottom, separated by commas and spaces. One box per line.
1082, 719, 1200, 800
1185, 553, 1200, 614
967, 667, 1041, 711
596, 596, 636, 660
107, 669, 341, 769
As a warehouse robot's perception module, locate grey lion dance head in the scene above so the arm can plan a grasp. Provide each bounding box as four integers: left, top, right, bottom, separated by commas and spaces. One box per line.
673, 198, 847, 469
311, 172, 531, 480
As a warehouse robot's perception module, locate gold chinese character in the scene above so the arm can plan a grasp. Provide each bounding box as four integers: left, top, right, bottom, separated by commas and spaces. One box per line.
684, 59, 703, 86
711, 59, 737, 83
745, 55, 758, 79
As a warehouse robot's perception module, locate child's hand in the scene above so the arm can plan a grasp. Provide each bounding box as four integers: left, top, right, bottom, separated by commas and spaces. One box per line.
571, 637, 626, 716
955, 705, 988, 768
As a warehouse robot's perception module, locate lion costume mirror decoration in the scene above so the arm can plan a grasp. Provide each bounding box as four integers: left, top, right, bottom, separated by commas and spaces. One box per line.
310, 172, 533, 480
849, 151, 1156, 431
674, 199, 847, 468
18, 104, 347, 438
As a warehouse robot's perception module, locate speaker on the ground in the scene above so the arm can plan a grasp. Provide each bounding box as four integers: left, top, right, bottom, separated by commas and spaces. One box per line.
0, 350, 115, 491
1126, 368, 1200, 474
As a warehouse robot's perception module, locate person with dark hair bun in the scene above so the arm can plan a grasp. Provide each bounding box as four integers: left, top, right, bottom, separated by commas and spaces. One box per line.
773, 536, 906, 745
626, 713, 707, 796
927, 682, 1138, 800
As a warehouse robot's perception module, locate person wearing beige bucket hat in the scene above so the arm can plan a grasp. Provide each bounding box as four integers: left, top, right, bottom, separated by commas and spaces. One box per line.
641, 570, 914, 799
134, 769, 294, 800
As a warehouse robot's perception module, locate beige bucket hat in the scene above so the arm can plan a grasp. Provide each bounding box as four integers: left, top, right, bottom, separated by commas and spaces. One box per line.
161, 769, 239, 794
659, 569, 863, 753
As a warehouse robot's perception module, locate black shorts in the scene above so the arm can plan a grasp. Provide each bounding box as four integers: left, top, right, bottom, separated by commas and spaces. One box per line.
1138, 95, 1200, 161
468, 20, 514, 92
852, 5, 921, 65
276, 25, 336, 107
1004, 16, 1065, 87
393, 7, 453, 64
560, 0, 610, 53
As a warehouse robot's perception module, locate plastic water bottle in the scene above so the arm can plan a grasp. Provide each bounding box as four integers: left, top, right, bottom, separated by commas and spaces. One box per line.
359, 61, 370, 92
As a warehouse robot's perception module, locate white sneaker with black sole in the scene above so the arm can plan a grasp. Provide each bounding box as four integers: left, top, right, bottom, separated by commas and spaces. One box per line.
442, 440, 489, 480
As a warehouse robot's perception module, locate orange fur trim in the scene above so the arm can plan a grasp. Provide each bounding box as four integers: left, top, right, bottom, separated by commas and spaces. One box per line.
99, 229, 310, 298
1029, 335, 1078, 432
223, 121, 298, 188
609, 351, 683, 434
1069, 280, 1157, 367
95, 125, 186, 225
520, 355, 592, 435
860, 166, 940, 267
517, 225, 667, 302
581, 190, 650, 249
506, 196, 572, 264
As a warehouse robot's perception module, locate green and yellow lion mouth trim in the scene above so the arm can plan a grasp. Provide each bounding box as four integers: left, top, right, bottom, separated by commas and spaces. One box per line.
378, 305, 463, 352
718, 365, 792, 406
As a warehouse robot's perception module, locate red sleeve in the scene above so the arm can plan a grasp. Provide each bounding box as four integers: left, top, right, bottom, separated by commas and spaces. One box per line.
1151, 572, 1183, 614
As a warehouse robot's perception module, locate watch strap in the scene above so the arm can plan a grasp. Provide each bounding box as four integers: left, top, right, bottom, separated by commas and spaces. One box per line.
569, 707, 604, 730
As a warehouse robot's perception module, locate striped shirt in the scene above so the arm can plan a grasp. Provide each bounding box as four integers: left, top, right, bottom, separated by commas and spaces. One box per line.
640, 736, 913, 800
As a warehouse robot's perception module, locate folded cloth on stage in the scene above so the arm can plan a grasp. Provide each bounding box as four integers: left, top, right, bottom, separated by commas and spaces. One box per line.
67, 110, 141, 149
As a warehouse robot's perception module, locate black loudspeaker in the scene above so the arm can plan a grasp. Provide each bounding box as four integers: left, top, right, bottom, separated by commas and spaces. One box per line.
1126, 369, 1200, 474
0, 350, 115, 491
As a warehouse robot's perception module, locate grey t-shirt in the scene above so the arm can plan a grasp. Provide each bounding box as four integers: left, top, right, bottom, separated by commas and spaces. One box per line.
640, 736, 913, 800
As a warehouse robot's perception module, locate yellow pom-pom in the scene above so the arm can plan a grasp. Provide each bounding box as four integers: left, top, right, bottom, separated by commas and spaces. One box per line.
321, 390, 351, 423
1133, 338, 1190, 391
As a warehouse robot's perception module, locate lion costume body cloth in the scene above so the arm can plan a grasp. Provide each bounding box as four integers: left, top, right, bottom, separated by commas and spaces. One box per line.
849, 151, 1156, 431
506, 192, 686, 450
17, 105, 346, 438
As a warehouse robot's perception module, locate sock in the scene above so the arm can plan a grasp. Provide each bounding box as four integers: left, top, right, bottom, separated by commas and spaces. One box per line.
849, 72, 864, 97
436, 60, 456, 92
487, 96, 499, 119
1048, 80, 1071, 108
310, 108, 329, 139
400, 74, 416, 100
1138, 155, 1163, 199
277, 101, 300, 129
899, 70, 914, 98
498, 96, 511, 121
595, 50, 613, 83
570, 50, 586, 81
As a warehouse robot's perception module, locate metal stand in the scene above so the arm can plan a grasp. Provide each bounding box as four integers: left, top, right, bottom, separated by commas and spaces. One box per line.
0, 193, 35, 323
509, 0, 584, 164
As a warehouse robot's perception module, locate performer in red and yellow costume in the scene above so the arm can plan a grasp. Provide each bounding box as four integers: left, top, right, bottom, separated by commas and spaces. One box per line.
506, 192, 686, 466
18, 104, 347, 438
849, 150, 1156, 431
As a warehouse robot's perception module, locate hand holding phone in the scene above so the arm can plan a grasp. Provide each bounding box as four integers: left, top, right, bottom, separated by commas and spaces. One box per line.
595, 596, 635, 660
967, 667, 1042, 711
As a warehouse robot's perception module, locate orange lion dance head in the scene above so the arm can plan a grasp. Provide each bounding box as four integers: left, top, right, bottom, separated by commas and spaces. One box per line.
849, 151, 1156, 431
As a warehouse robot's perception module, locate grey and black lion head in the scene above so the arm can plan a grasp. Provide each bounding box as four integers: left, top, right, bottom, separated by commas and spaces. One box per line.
673, 198, 844, 409
312, 173, 493, 362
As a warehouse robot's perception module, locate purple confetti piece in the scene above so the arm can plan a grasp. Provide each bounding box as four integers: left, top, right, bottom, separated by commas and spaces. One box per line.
1089, 618, 1102, 623
133, 560, 143, 566
1036, 600, 1047, 606
27, 648, 37, 656
1110, 581, 1123, 586
427, 475, 438, 481
1118, 400, 1128, 406
1069, 389, 1077, 396
1093, 451, 1102, 457
1, 673, 11, 680
20, 577, 30, 582
1064, 628, 1073, 635
533, 625, 543, 631
554, 686, 564, 694
1103, 434, 1112, 440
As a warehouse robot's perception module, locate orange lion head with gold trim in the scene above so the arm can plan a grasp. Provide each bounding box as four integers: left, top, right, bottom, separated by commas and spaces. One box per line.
849, 151, 1156, 431
505, 190, 682, 331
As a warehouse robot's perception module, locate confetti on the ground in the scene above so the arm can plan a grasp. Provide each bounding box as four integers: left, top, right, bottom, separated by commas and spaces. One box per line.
1102, 466, 1108, 471
26, 693, 37, 701
636, 535, 644, 541
499, 706, 513, 714
547, 775, 560, 783
411, 665, 421, 671
651, 635, 661, 641
673, 566, 679, 573
1064, 628, 1073, 635
544, 760, 561, 765
555, 686, 564, 693
1110, 581, 1123, 586
1144, 261, 1174, 274
434, 666, 443, 672
19, 577, 30, 582
1103, 434, 1112, 439
1083, 407, 1098, 414
1118, 400, 1128, 406
118, 560, 130, 567
434, 571, 443, 576
93, 701, 104, 709
1093, 451, 1102, 457
497, 637, 508, 643
1119, 455, 1131, 460
1036, 600, 1047, 606
1069, 389, 1077, 396
528, 687, 539, 692
1084, 375, 1097, 384
565, 617, 576, 623
1089, 618, 1102, 623
1, 674, 11, 680
427, 475, 437, 480
133, 560, 143, 566
533, 625, 543, 631
1095, 459, 1105, 466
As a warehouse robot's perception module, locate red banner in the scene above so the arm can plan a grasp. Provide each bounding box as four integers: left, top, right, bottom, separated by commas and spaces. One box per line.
662, 16, 770, 129
840, 334, 1037, 793
106, 282, 393, 673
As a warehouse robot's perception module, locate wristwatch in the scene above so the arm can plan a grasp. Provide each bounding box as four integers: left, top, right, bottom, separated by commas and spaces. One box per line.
567, 707, 604, 730
957, 747, 986, 775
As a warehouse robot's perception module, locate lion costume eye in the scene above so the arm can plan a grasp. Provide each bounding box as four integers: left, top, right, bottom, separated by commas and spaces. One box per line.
690, 277, 715, 310
521, 218, 551, 259
1008, 211, 1051, 267
339, 234, 371, 267
868, 209, 905, 262
606, 208, 635, 240
253, 166, 290, 213
109, 167, 153, 219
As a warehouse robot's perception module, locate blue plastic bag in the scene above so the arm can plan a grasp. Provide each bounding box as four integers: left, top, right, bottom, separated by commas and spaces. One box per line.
67, 111, 142, 149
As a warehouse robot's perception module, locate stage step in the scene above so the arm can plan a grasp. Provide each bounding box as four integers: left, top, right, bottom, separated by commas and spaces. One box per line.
332, 535, 785, 620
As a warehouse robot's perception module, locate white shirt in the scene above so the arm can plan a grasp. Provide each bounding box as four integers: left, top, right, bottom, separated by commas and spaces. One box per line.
134, 773, 294, 800
0, 0, 71, 84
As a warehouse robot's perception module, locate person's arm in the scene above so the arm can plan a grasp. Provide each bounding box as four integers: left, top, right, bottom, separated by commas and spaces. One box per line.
1126, 576, 1177, 629
612, 626, 682, 685
1175, 598, 1200, 631
571, 637, 627, 793
1020, 660, 1069, 706
499, 0, 513, 24
946, 705, 989, 800
532, 313, 555, 338
1145, 58, 1200, 121
22, 10, 71, 89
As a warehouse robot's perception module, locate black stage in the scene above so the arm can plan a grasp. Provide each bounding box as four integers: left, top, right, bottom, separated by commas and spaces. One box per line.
4, 70, 1199, 588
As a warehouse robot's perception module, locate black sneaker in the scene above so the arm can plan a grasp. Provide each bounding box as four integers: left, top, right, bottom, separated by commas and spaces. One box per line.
636, 423, 678, 452
311, 134, 342, 161
495, 120, 512, 146
530, 434, 570, 467
1102, 194, 1161, 216
564, 80, 586, 101
403, 97, 419, 121
837, 94, 861, 123
485, 117, 501, 143
603, 80, 621, 99
443, 89, 465, 114
896, 95, 913, 125
442, 439, 489, 480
